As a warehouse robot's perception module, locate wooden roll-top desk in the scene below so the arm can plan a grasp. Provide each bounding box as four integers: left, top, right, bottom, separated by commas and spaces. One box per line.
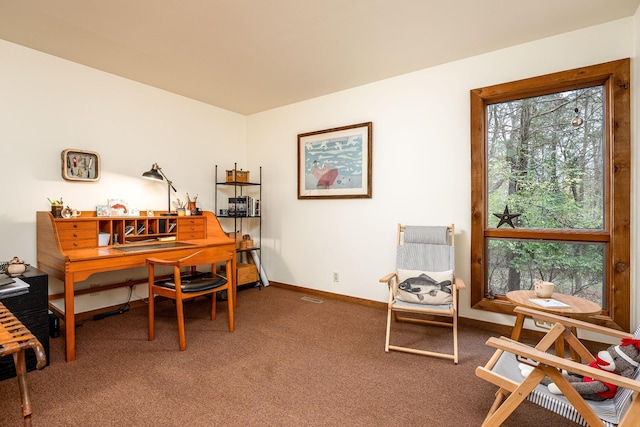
36, 210, 236, 362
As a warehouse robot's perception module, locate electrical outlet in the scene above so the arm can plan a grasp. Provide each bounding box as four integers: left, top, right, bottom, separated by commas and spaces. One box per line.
332, 272, 339, 282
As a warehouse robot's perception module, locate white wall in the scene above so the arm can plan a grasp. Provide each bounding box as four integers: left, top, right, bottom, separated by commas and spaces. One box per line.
247, 17, 638, 327
0, 39, 247, 311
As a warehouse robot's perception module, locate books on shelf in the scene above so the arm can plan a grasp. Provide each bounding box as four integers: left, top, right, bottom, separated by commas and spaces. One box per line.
228, 196, 247, 216
228, 196, 260, 217
250, 198, 260, 216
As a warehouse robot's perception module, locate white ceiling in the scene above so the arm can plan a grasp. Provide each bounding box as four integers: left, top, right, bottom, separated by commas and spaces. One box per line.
1, 0, 638, 115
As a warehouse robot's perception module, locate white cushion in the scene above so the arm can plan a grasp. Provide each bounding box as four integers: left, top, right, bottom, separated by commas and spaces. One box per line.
396, 269, 453, 305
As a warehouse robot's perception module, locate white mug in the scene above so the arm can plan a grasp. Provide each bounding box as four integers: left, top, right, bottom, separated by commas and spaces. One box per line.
534, 279, 555, 298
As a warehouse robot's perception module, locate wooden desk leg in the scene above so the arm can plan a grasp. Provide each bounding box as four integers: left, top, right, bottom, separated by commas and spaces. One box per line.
64, 275, 76, 362
511, 312, 525, 341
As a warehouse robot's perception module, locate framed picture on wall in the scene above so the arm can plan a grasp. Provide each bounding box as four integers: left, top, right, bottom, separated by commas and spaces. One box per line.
61, 149, 100, 182
297, 122, 372, 199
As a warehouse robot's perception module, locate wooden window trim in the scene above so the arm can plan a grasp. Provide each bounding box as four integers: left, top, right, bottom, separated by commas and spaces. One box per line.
470, 59, 631, 331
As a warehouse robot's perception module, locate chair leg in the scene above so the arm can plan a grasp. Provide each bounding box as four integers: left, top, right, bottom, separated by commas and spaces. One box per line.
13, 351, 33, 427
483, 389, 508, 425
176, 298, 186, 351
210, 293, 217, 320
482, 368, 546, 426
148, 289, 155, 342
453, 312, 459, 364
227, 286, 235, 332
385, 308, 392, 352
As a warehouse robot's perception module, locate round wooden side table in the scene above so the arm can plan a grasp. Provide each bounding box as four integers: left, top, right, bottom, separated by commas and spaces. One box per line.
506, 290, 602, 359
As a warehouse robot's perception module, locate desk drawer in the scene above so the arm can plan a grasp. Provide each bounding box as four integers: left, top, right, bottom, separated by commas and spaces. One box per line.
178, 229, 205, 239
58, 228, 96, 240
57, 221, 97, 248
56, 221, 97, 233
177, 218, 206, 239
177, 218, 206, 228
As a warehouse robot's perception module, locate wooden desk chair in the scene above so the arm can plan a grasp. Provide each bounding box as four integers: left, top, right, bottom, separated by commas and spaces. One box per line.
476, 307, 640, 426
147, 250, 234, 351
0, 302, 47, 427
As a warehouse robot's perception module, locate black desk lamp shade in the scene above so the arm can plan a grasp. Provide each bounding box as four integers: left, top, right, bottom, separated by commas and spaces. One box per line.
142, 163, 177, 216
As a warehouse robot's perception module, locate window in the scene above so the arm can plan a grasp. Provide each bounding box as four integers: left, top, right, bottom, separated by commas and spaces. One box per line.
470, 59, 630, 331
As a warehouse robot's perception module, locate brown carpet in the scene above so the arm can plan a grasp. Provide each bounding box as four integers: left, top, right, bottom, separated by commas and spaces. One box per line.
0, 285, 579, 426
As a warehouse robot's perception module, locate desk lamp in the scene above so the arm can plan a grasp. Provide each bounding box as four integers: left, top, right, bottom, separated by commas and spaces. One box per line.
142, 163, 177, 216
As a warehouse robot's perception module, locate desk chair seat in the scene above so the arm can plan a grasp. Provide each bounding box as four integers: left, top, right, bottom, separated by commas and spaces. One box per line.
147, 250, 234, 351
0, 302, 46, 427
154, 272, 227, 293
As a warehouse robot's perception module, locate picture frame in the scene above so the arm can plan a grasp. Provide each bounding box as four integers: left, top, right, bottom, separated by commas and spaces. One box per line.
61, 149, 100, 182
297, 122, 372, 199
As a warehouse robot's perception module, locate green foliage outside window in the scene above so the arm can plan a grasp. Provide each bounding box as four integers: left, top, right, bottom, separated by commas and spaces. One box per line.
487, 239, 604, 304
485, 86, 605, 305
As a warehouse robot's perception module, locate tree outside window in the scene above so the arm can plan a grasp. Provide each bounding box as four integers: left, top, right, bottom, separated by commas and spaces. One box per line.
487, 86, 605, 302
470, 59, 630, 331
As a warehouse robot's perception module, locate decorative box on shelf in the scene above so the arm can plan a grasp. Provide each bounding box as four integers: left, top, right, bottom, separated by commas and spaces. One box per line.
226, 169, 250, 183
239, 234, 254, 250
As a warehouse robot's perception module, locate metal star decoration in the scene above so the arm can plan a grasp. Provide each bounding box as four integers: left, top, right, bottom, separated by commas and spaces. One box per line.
493, 205, 521, 228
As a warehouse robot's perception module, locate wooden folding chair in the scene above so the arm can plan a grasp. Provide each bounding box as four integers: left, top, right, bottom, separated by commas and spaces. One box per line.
0, 302, 47, 426
379, 224, 465, 363
476, 306, 640, 426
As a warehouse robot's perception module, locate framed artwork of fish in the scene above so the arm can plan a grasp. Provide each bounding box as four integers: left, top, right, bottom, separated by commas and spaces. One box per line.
297, 122, 372, 199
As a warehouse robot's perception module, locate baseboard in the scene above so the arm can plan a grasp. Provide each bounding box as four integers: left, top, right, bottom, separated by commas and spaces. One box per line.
270, 281, 387, 309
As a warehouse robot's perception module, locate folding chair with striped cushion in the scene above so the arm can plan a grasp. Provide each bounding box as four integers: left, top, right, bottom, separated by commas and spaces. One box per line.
476, 307, 640, 426
379, 224, 465, 364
